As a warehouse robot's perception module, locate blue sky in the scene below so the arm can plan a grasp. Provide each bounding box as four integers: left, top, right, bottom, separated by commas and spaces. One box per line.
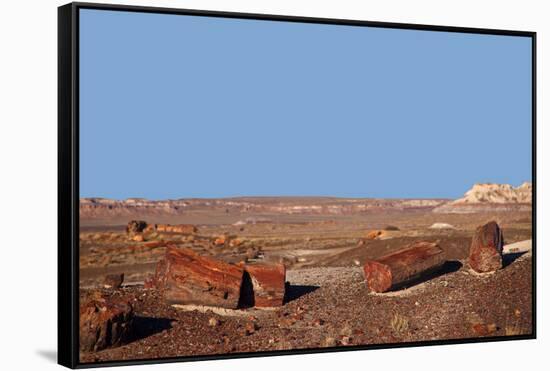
79, 9, 532, 200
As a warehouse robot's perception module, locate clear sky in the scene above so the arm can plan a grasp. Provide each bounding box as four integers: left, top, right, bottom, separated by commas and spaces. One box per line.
79, 9, 532, 200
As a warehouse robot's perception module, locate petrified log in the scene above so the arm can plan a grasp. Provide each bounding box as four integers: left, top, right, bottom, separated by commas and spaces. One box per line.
163, 246, 244, 308
79, 292, 134, 352
241, 263, 286, 307
156, 224, 197, 234
144, 258, 169, 290
363, 241, 445, 293
126, 220, 148, 235
468, 221, 504, 273
103, 273, 124, 289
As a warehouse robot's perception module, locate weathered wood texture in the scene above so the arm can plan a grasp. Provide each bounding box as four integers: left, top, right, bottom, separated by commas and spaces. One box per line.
79, 293, 134, 352
242, 263, 286, 307
162, 246, 244, 308
144, 257, 169, 290
363, 241, 445, 293
468, 221, 504, 273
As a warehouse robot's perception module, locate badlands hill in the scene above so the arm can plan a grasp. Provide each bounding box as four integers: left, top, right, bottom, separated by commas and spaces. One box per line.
433, 182, 532, 213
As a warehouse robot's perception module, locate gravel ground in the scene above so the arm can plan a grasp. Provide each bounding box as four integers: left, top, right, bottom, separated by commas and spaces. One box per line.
80, 253, 533, 364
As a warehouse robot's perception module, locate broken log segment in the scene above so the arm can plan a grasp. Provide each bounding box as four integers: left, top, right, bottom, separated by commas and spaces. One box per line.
363, 241, 445, 293
468, 221, 504, 273
241, 263, 286, 307
162, 246, 244, 309
156, 224, 197, 234
79, 292, 134, 352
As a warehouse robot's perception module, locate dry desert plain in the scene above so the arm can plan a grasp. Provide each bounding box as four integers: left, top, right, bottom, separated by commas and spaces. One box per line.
78, 183, 533, 363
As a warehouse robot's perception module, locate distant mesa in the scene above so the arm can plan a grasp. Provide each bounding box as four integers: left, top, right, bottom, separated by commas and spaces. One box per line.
79, 196, 448, 220
433, 182, 532, 214
78, 182, 532, 220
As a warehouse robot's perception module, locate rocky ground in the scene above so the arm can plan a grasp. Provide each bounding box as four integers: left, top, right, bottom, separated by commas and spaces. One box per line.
80, 251, 532, 363
78, 186, 533, 364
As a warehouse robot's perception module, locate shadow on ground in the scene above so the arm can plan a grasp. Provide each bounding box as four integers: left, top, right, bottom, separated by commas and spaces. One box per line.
284, 284, 320, 304
392, 260, 463, 291
132, 316, 173, 341
503, 251, 528, 267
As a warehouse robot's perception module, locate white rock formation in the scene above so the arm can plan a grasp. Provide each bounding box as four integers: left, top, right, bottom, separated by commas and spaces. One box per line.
433, 182, 532, 213
450, 182, 532, 205
429, 223, 456, 229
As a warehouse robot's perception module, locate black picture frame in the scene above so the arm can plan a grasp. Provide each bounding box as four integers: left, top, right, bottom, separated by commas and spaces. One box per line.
58, 2, 537, 368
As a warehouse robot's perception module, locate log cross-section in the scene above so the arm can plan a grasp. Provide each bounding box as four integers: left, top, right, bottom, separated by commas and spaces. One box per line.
468, 221, 504, 273
242, 263, 286, 307
162, 246, 244, 308
363, 241, 445, 293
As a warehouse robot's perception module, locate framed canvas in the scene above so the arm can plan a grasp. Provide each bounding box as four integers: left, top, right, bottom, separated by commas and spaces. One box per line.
58, 2, 536, 368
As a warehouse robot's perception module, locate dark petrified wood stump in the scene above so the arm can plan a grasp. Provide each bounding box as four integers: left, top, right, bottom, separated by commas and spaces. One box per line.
363, 241, 445, 293
79, 292, 134, 352
103, 273, 124, 289
126, 220, 148, 235
162, 246, 244, 308
241, 263, 286, 307
468, 221, 504, 273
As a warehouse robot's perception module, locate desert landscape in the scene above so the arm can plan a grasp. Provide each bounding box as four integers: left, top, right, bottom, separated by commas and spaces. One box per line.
78, 182, 533, 363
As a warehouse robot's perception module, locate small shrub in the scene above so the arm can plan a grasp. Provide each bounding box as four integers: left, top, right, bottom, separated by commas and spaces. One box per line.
390, 313, 409, 335
505, 324, 522, 336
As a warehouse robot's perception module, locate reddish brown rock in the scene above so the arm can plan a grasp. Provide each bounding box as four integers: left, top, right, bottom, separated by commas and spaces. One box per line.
143, 224, 156, 233
155, 224, 169, 233
471, 322, 498, 336
79, 292, 134, 352
131, 234, 145, 242
229, 238, 242, 247
242, 263, 286, 307
468, 221, 504, 273
162, 246, 244, 308
143, 241, 168, 249
365, 230, 384, 240
103, 273, 124, 289
126, 220, 148, 235
214, 235, 227, 246
144, 258, 169, 290
156, 224, 197, 234
363, 241, 445, 293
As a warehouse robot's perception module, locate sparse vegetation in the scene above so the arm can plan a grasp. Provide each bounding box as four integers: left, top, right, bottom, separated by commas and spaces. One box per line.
505, 309, 525, 336
390, 313, 409, 335
505, 323, 523, 336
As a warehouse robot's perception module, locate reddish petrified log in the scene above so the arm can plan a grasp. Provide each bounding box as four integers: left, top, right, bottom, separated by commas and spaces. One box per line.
162, 246, 244, 308
242, 263, 286, 307
363, 241, 445, 293
79, 293, 134, 352
144, 257, 169, 289
156, 224, 197, 234
468, 221, 504, 273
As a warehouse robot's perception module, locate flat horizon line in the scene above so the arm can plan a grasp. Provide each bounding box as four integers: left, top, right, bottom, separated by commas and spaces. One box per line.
80, 195, 454, 201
